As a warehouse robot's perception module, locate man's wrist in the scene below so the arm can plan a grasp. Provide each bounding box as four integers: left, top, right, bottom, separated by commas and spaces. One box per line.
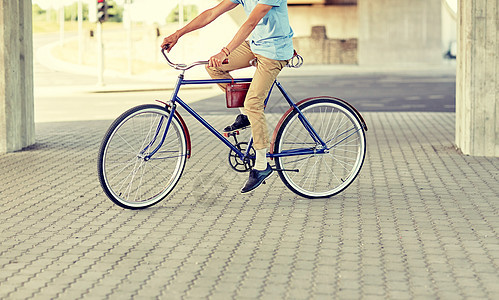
221, 47, 230, 56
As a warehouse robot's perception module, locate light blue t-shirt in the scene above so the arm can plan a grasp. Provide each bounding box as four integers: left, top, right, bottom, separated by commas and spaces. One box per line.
230, 0, 294, 61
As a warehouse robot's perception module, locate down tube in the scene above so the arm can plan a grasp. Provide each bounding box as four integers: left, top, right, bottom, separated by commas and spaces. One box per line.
174, 96, 244, 156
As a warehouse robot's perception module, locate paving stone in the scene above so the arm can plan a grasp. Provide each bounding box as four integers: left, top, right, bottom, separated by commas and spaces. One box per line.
0, 112, 498, 299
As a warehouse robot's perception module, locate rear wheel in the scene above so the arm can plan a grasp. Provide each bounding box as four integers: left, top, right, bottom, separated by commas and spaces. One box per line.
97, 104, 187, 209
274, 98, 366, 198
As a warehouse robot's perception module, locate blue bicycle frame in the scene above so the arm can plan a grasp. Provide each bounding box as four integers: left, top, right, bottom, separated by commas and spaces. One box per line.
145, 72, 328, 162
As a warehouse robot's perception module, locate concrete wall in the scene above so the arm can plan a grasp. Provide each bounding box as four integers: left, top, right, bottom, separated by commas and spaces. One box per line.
0, 0, 35, 153
226, 3, 359, 64
293, 26, 357, 64
288, 5, 358, 38
456, 0, 498, 156
358, 0, 443, 65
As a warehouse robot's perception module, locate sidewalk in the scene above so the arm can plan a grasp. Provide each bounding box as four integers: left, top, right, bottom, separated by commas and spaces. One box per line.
0, 111, 498, 299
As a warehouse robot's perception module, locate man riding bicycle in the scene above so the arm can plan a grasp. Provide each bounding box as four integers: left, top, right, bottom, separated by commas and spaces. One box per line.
161, 0, 294, 193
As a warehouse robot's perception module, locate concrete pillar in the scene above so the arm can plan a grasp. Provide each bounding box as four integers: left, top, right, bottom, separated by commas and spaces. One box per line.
0, 0, 35, 153
358, 0, 442, 65
456, 0, 498, 157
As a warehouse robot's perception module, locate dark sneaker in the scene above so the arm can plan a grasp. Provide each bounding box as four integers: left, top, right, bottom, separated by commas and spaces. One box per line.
224, 114, 250, 132
241, 164, 273, 193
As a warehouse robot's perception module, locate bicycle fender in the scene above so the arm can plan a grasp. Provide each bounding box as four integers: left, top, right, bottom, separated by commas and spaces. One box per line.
155, 100, 192, 158
269, 96, 368, 156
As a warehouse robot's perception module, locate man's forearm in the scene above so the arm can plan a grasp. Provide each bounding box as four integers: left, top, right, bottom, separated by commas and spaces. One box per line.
176, 9, 217, 37
225, 4, 271, 54
226, 22, 257, 53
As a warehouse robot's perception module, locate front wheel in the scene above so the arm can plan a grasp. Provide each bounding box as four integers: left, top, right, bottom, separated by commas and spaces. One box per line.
273, 98, 366, 198
97, 104, 188, 209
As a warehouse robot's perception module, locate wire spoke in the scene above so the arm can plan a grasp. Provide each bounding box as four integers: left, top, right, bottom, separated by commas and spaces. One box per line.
275, 99, 365, 197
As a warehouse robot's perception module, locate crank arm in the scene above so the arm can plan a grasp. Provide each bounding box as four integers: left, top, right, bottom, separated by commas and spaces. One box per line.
271, 167, 299, 172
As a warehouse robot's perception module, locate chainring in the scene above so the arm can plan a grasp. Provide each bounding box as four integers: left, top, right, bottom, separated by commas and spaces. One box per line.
228, 142, 255, 172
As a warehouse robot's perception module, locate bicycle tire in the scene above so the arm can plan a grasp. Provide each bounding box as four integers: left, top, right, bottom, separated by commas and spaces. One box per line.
97, 104, 187, 209
273, 98, 366, 198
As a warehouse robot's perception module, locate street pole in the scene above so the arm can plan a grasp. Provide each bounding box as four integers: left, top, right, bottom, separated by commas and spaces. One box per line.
179, 0, 184, 62
97, 21, 104, 86
59, 6, 65, 46
78, 0, 83, 64
125, 0, 133, 75
179, 0, 184, 28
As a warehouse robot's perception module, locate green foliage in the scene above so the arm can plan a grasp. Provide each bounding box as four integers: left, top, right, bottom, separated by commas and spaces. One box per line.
32, 4, 45, 15
166, 5, 198, 23
63, 3, 89, 21
31, 1, 123, 23
106, 1, 124, 22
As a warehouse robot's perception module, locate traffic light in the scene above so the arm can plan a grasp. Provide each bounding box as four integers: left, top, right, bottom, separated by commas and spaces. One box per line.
97, 0, 106, 22
96, 0, 114, 23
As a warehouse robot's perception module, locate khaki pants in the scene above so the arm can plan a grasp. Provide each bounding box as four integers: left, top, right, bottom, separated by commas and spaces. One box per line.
205, 41, 288, 150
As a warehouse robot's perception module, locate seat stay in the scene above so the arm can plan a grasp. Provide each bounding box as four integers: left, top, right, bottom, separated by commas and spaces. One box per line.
274, 82, 327, 149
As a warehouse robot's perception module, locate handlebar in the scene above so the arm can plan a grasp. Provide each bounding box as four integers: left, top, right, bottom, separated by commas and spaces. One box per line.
161, 46, 228, 71
161, 45, 302, 70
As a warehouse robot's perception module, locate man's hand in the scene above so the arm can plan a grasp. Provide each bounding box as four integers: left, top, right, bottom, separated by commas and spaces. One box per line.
161, 32, 180, 52
209, 51, 228, 68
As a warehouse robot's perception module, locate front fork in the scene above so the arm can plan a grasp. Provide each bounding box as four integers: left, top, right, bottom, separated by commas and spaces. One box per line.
142, 104, 177, 161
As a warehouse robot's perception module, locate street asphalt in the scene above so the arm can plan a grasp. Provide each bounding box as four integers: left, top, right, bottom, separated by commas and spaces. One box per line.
0, 38, 497, 299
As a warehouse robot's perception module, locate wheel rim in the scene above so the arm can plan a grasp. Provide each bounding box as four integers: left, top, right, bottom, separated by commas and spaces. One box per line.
276, 101, 365, 197
101, 108, 186, 207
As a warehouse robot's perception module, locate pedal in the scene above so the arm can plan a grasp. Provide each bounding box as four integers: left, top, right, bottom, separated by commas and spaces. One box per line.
223, 130, 239, 138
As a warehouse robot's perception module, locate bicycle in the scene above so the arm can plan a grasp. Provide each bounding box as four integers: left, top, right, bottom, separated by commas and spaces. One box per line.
97, 48, 368, 209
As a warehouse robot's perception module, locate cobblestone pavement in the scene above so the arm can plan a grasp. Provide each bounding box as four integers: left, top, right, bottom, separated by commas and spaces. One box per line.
1, 112, 498, 299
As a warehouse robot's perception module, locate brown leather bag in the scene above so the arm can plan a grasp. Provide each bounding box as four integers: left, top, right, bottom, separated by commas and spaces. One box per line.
226, 82, 250, 108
